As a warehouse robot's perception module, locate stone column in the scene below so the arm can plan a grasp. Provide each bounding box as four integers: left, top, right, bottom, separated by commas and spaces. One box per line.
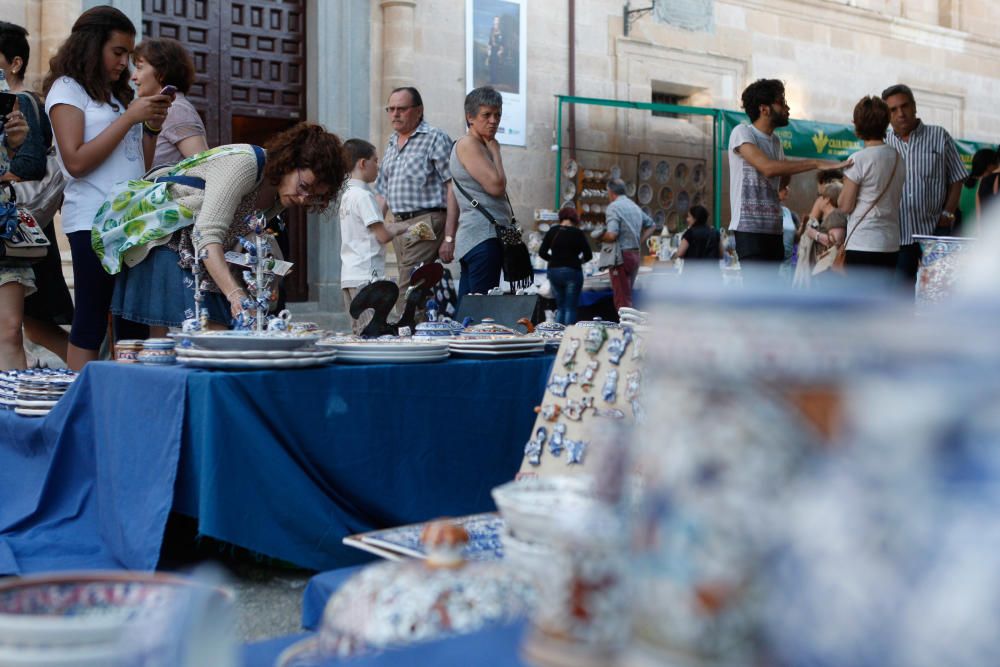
305, 0, 372, 322
379, 0, 417, 137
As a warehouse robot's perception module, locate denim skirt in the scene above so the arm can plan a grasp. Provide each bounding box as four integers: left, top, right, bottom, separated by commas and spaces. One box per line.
111, 245, 231, 327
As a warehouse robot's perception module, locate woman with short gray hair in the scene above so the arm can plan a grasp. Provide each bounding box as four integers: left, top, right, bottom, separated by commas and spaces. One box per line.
441, 86, 512, 297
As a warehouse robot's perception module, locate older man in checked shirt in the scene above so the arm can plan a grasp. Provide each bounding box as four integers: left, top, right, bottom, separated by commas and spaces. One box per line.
375, 86, 456, 308
882, 84, 967, 288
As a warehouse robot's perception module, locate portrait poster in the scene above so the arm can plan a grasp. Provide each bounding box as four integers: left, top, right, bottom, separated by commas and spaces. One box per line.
466, 0, 527, 147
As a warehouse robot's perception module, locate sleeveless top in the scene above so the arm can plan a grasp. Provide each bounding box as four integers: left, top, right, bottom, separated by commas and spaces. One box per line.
449, 141, 511, 261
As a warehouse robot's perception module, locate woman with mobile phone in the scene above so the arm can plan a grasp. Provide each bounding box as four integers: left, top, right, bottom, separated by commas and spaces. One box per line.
44, 6, 173, 370
131, 37, 208, 167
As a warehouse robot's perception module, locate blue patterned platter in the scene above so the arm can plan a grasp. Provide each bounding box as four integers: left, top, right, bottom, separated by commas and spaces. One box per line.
344, 513, 505, 562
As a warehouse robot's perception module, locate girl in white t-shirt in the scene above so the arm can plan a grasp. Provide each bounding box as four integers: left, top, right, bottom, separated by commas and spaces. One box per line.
43, 6, 173, 370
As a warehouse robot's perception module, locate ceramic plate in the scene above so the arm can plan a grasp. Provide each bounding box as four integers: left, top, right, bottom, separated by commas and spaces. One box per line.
178, 354, 336, 369
625, 181, 636, 197
450, 341, 544, 350
334, 352, 450, 364
449, 336, 535, 346
692, 163, 705, 184
610, 165, 622, 180
449, 348, 545, 358
638, 159, 652, 181
564, 159, 578, 179
14, 407, 50, 417
658, 186, 674, 208
323, 341, 449, 352
177, 348, 330, 359
638, 183, 653, 205
173, 332, 321, 352
347, 513, 505, 562
675, 162, 689, 183
676, 190, 691, 212
655, 160, 670, 183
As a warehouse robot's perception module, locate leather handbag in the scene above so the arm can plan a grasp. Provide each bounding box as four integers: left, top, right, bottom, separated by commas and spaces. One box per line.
452, 178, 534, 290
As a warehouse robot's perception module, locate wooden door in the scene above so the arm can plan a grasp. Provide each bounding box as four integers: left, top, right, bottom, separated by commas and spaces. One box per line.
142, 0, 309, 301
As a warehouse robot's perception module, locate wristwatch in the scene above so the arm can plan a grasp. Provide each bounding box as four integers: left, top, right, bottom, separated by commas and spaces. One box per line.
444, 235, 454, 243
940, 211, 955, 221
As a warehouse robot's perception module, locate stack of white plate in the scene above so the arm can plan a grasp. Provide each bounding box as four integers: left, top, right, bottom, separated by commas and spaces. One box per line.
321, 341, 450, 364
0, 369, 78, 417
173, 331, 335, 369
449, 336, 546, 358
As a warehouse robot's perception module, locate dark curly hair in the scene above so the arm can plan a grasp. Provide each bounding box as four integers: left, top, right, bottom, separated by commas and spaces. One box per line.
264, 122, 349, 209
852, 95, 891, 141
0, 21, 30, 82
741, 79, 785, 123
133, 37, 196, 94
42, 6, 136, 107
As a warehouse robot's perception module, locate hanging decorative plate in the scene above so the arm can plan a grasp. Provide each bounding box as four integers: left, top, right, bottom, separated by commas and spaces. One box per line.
625, 181, 636, 197
638, 183, 653, 205
654, 209, 667, 228
562, 180, 576, 200
692, 163, 705, 185
658, 186, 674, 208
610, 165, 622, 180
638, 159, 652, 181
676, 190, 691, 213
564, 159, 578, 179
655, 160, 670, 183
674, 163, 689, 184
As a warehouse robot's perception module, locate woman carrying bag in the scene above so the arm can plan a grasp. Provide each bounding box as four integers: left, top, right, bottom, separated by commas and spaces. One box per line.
441, 86, 531, 300
835, 96, 905, 286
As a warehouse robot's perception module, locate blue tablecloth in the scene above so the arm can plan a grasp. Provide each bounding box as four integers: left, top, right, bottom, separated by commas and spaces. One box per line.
241, 622, 529, 667
0, 355, 552, 574
302, 565, 364, 630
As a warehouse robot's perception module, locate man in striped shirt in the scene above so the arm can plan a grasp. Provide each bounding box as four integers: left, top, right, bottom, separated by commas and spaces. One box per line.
881, 84, 966, 286
375, 86, 456, 306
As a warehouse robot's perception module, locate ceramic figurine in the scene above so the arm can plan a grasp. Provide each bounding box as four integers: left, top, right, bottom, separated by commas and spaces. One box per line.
580, 360, 600, 392
566, 439, 587, 465
593, 407, 626, 420
631, 334, 644, 361
561, 338, 581, 368
564, 396, 594, 421
534, 404, 562, 422
602, 369, 619, 404
631, 399, 645, 425
584, 325, 608, 356
625, 370, 642, 402
607, 329, 631, 365
525, 427, 547, 466
548, 372, 578, 398
549, 423, 567, 457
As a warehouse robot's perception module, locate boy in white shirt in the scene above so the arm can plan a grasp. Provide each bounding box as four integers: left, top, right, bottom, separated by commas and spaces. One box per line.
339, 139, 409, 334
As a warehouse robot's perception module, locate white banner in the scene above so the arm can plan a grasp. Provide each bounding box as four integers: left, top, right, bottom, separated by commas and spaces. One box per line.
466, 0, 527, 147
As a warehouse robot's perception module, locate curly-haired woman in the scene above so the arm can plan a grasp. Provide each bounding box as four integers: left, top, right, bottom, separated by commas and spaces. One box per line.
94, 122, 348, 336
44, 6, 173, 369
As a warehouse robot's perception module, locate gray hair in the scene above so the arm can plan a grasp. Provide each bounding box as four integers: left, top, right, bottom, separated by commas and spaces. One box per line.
607, 179, 627, 196
464, 86, 503, 119
881, 83, 915, 104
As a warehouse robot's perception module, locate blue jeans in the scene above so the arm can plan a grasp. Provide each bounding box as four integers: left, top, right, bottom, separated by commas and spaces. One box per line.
547, 266, 583, 325
458, 238, 503, 301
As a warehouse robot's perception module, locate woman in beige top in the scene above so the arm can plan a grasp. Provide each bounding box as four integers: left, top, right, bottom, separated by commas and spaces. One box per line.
108, 123, 348, 334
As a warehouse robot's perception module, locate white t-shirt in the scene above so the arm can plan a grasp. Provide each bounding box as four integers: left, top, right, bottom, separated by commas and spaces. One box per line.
843, 144, 905, 252
45, 77, 144, 235
728, 123, 785, 234
339, 179, 386, 288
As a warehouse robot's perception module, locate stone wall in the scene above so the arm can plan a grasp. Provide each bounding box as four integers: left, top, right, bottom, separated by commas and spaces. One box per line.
370, 0, 1000, 227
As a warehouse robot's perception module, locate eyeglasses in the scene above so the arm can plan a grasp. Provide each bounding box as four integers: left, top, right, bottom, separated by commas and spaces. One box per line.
295, 169, 330, 206
384, 105, 416, 114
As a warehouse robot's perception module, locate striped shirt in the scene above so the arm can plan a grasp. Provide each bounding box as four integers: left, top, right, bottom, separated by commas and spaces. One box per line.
374, 120, 453, 215
884, 121, 966, 245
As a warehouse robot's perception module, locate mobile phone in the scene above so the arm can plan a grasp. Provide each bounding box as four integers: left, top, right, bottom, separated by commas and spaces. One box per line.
0, 92, 16, 118
159, 85, 177, 97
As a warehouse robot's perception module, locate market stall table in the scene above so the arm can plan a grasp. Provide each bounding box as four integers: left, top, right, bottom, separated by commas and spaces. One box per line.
0, 355, 553, 574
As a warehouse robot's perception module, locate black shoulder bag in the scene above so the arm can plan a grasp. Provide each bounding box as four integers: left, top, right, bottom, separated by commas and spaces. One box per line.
452, 178, 534, 291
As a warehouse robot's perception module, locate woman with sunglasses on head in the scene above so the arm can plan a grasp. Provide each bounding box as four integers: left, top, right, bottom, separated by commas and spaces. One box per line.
130, 37, 208, 167
94, 122, 348, 337
44, 6, 173, 369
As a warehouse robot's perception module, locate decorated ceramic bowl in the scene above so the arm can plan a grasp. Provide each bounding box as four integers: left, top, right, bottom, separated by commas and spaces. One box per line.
413, 321, 457, 338
914, 234, 975, 307
276, 521, 531, 665
0, 571, 231, 655
461, 318, 521, 337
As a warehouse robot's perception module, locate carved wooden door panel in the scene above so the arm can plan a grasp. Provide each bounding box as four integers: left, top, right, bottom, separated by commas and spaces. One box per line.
141, 0, 222, 146
142, 0, 309, 301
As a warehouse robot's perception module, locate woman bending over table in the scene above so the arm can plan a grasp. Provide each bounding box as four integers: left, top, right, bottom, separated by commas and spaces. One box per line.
45, 6, 173, 369
95, 122, 348, 336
